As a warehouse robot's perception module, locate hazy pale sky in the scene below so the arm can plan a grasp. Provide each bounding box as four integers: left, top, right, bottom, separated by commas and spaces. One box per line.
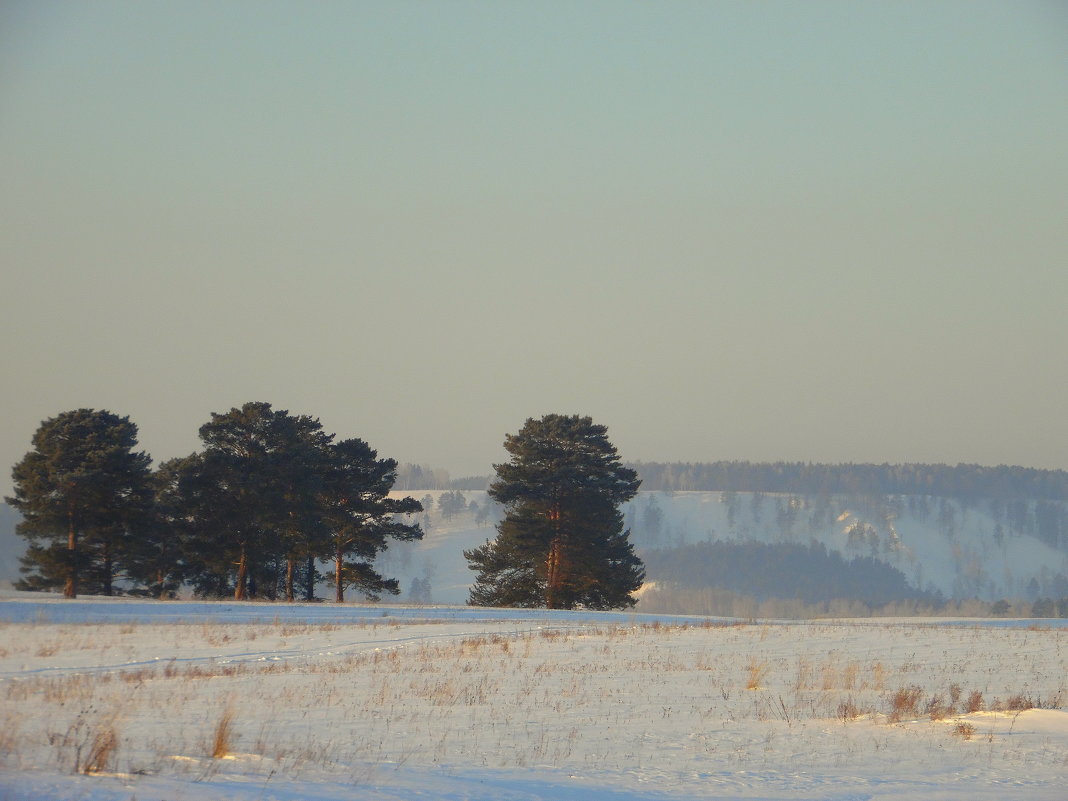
2, 1, 1066, 492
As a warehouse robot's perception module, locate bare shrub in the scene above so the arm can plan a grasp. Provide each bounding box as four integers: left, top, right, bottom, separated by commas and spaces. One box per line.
966, 690, 984, 713
927, 693, 949, 721
953, 721, 976, 740
841, 661, 858, 691
1004, 694, 1034, 712
887, 686, 924, 722
837, 698, 861, 722
948, 683, 962, 710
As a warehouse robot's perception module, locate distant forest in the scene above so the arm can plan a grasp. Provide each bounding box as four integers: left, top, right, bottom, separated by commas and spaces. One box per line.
629, 461, 1068, 501
396, 461, 1068, 501
643, 540, 942, 607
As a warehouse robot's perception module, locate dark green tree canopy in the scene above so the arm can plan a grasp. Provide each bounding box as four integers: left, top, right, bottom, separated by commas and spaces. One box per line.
171, 402, 423, 602
321, 436, 423, 602
467, 414, 644, 610
7, 409, 153, 597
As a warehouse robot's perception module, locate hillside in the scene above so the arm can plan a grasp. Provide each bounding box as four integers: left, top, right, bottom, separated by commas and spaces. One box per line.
0, 504, 20, 587
5, 485, 1066, 608
380, 489, 1068, 607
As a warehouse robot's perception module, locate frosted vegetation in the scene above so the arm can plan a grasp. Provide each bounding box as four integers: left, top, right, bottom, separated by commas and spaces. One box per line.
4, 484, 1067, 616
1, 599, 1065, 800
370, 488, 1068, 614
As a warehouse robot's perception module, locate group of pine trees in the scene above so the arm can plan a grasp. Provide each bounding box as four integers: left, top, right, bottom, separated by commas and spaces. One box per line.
8, 408, 648, 610
7, 404, 423, 601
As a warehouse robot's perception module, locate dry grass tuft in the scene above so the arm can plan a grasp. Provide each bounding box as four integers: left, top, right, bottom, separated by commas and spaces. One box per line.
927, 693, 951, 720
81, 726, 119, 774
887, 686, 924, 722
211, 703, 236, 759
745, 659, 769, 690
1003, 694, 1034, 712
837, 698, 861, 722
952, 720, 976, 740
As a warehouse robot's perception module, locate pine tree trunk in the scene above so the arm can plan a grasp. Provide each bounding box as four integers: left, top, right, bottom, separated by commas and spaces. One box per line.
335, 544, 344, 603
304, 555, 316, 602
285, 558, 295, 602
64, 503, 77, 599
546, 538, 562, 609
102, 541, 113, 596
545, 501, 564, 609
235, 546, 248, 600
156, 569, 166, 600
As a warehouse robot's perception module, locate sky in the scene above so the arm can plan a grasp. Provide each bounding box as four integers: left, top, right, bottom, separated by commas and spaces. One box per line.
1, 1, 1066, 494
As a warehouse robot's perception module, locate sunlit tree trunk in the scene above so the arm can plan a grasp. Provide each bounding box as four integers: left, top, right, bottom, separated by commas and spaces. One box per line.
64, 504, 77, 599
234, 545, 248, 600
335, 544, 345, 603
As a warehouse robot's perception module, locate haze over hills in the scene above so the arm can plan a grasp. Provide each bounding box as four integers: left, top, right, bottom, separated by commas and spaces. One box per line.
5, 461, 1067, 611
358, 462, 1068, 610
377, 488, 1067, 610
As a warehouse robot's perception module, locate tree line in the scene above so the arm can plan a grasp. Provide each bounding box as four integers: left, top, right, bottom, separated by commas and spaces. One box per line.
642, 540, 942, 607
8, 408, 647, 611
392, 460, 1068, 502
7, 404, 423, 601
631, 461, 1068, 501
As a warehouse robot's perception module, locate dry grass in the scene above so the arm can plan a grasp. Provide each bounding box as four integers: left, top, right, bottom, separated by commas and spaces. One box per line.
926, 693, 951, 720
1003, 694, 1034, 712
211, 702, 236, 759
887, 686, 924, 722
952, 720, 976, 740
81, 725, 119, 774
745, 659, 769, 690
1, 617, 1064, 786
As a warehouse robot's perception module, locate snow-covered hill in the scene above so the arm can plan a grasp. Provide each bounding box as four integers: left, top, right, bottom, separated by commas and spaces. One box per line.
0, 504, 21, 587
383, 491, 1068, 605
4, 489, 1065, 605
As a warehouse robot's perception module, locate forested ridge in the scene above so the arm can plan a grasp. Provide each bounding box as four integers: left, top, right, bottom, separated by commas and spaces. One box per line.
642, 540, 942, 607
630, 461, 1068, 500
396, 461, 1068, 501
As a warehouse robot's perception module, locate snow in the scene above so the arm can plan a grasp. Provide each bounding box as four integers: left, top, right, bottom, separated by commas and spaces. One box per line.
3, 489, 1065, 604
378, 491, 1068, 605
1, 596, 1066, 800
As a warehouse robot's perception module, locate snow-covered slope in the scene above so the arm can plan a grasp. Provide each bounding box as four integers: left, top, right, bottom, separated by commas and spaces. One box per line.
4, 489, 1065, 605
383, 491, 1068, 605
0, 504, 21, 586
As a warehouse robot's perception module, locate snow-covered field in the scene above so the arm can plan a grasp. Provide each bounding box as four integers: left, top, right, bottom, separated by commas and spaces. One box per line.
1, 596, 1066, 800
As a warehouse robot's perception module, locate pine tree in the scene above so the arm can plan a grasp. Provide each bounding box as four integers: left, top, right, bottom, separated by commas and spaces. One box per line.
184, 402, 330, 600
127, 455, 195, 599
466, 414, 644, 610
7, 409, 153, 597
321, 438, 422, 602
